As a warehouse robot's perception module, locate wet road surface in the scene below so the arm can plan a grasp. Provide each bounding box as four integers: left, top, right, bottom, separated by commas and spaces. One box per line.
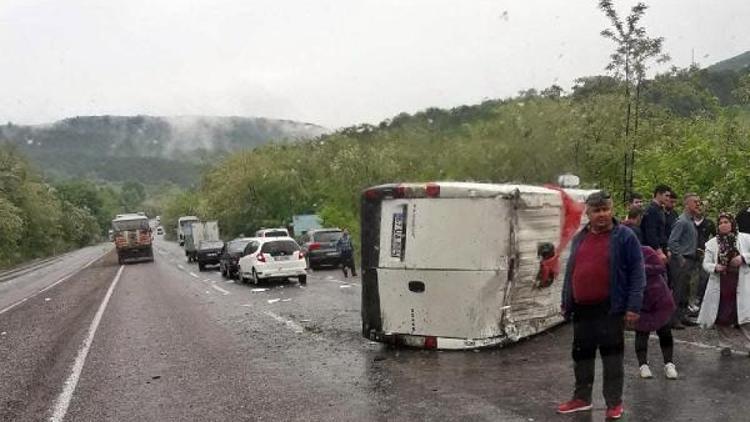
1, 237, 749, 421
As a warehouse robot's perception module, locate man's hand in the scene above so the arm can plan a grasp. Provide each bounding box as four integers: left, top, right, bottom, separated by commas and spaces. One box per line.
730, 255, 744, 267
624, 311, 640, 330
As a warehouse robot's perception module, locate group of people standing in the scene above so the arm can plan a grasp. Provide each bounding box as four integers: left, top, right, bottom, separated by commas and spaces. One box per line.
556, 186, 750, 420
624, 186, 750, 336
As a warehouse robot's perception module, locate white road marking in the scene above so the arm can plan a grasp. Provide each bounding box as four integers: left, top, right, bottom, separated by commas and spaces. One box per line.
177, 265, 185, 270
267, 298, 281, 304
251, 288, 269, 293
1, 252, 104, 315
211, 284, 230, 295
263, 311, 304, 334
189, 272, 199, 278
49, 265, 124, 422
339, 285, 352, 289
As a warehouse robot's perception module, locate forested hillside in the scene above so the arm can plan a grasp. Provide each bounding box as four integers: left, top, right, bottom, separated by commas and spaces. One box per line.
0, 115, 327, 186
162, 62, 750, 243
0, 147, 100, 268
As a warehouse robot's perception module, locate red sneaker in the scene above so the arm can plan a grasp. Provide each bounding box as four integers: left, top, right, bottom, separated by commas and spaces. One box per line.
605, 403, 624, 419
556, 399, 592, 414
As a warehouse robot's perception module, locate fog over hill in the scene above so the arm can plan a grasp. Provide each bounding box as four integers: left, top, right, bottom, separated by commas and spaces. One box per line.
0, 115, 328, 186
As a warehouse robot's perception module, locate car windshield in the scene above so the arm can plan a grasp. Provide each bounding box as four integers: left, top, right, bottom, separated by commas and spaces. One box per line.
199, 241, 224, 250
313, 231, 342, 243
260, 240, 300, 256
229, 240, 251, 253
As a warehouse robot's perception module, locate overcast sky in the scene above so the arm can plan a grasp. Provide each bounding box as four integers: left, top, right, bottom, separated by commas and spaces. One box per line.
1, 0, 748, 129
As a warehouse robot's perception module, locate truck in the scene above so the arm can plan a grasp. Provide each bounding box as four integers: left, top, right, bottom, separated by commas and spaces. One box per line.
177, 216, 200, 246
112, 213, 154, 265
184, 221, 220, 262
360, 181, 596, 350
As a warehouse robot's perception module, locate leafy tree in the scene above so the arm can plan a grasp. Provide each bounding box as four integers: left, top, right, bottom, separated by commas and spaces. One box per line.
598, 0, 669, 199
121, 180, 146, 212
733, 73, 750, 104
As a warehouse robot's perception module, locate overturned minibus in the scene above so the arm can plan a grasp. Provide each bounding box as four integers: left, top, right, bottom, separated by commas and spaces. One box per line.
360, 182, 596, 350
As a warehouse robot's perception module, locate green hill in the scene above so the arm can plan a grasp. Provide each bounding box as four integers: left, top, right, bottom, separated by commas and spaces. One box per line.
707, 50, 750, 73
0, 115, 327, 186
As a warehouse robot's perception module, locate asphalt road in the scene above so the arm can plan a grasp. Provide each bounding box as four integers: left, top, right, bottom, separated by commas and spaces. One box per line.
1, 237, 749, 421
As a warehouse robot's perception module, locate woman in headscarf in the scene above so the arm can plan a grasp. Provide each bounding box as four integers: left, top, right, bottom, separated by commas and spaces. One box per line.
697, 212, 750, 353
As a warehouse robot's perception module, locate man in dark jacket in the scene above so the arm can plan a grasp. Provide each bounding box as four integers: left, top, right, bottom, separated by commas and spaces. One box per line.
735, 203, 750, 233
336, 229, 357, 277
641, 185, 672, 253
557, 191, 645, 420
621, 207, 644, 244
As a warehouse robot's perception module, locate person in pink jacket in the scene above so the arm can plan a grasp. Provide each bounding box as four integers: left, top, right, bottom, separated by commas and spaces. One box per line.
634, 246, 678, 379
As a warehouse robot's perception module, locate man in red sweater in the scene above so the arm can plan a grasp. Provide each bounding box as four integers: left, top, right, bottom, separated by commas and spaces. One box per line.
557, 190, 645, 420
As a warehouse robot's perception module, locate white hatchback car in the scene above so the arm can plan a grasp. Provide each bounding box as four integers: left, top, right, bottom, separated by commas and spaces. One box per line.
237, 237, 307, 285
255, 228, 290, 238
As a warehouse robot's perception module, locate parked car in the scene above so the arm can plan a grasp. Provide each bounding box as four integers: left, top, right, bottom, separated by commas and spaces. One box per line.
255, 228, 290, 238
299, 228, 343, 269
156, 226, 164, 235
219, 237, 254, 279
238, 237, 307, 285
196, 240, 225, 271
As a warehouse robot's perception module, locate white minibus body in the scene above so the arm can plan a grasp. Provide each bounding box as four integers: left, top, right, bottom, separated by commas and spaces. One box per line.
360, 182, 595, 350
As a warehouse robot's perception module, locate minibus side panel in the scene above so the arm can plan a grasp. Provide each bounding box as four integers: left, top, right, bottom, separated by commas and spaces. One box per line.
378, 198, 510, 271
377, 269, 508, 339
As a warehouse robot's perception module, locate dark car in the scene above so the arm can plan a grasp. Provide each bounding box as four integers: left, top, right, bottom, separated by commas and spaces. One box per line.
196, 240, 225, 271
219, 237, 254, 279
299, 228, 343, 269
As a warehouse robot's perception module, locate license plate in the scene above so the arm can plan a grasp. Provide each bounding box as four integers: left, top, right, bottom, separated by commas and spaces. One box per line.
326, 252, 338, 256
391, 206, 407, 259
275, 256, 291, 261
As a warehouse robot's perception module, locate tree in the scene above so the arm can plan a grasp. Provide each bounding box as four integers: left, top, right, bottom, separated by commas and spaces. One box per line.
733, 73, 750, 104
541, 84, 564, 100
121, 180, 146, 212
598, 0, 669, 200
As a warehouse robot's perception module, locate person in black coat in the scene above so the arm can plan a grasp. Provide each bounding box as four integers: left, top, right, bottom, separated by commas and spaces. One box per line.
735, 203, 750, 233
641, 185, 672, 253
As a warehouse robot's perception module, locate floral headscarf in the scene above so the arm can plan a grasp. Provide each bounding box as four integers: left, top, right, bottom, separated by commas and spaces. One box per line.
717, 212, 739, 266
